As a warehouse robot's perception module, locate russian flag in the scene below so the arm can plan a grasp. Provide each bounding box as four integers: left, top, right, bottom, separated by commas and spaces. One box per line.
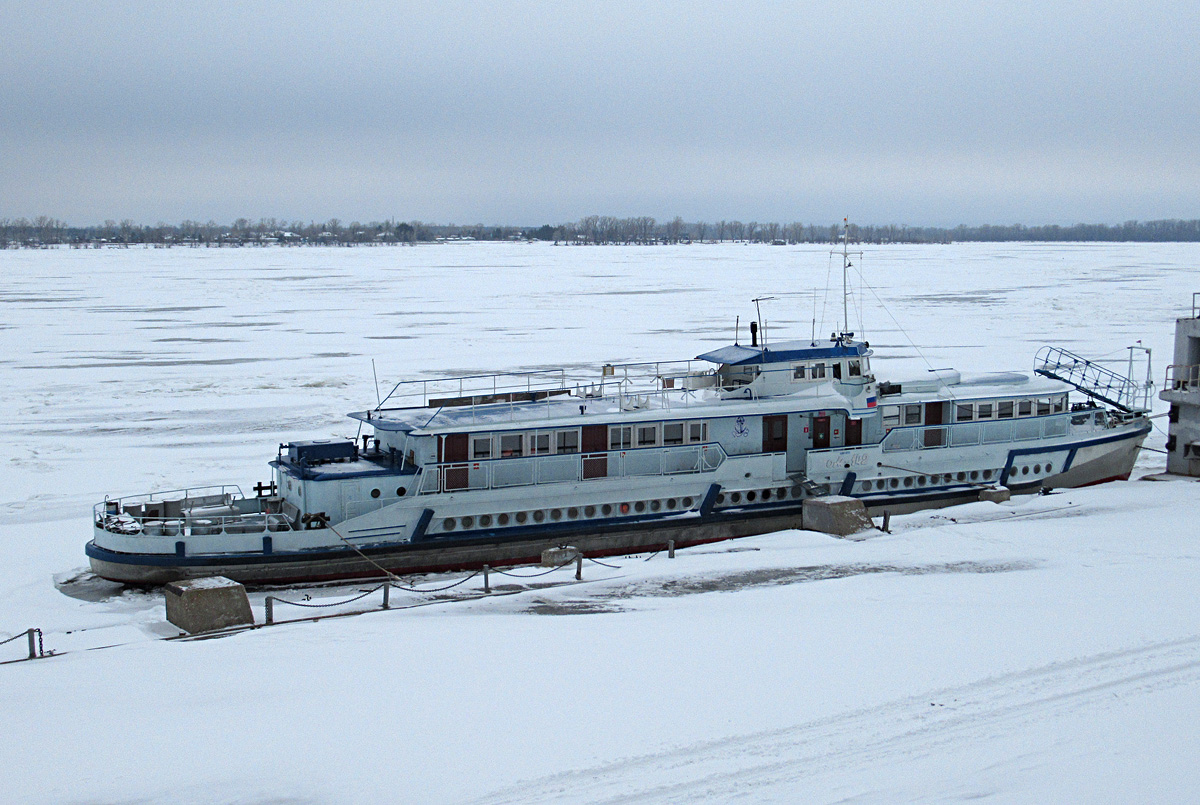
866, 396, 877, 408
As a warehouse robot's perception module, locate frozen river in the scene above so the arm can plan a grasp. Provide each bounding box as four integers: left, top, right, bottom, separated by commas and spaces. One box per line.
2, 242, 1199, 802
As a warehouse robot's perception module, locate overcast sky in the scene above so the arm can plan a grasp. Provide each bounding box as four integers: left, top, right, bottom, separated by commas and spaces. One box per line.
2, 1, 1198, 227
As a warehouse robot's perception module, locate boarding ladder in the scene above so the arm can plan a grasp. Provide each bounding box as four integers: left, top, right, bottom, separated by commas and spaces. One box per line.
1034, 346, 1153, 413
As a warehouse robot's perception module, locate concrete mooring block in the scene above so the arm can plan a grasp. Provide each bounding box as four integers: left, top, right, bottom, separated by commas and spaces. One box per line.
978, 485, 1012, 504
541, 546, 579, 567
165, 576, 254, 634
802, 495, 874, 538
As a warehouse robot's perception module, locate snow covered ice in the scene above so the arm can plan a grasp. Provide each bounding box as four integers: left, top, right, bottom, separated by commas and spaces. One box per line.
2, 241, 1199, 802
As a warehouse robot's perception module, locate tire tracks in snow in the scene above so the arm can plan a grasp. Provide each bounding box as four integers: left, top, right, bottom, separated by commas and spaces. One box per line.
468, 634, 1200, 804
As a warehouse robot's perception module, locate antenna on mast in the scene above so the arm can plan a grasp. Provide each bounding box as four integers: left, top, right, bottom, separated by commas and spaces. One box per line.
831, 218, 863, 342
752, 296, 776, 349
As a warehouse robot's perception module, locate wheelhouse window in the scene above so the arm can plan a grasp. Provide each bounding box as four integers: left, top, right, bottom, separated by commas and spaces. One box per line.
956, 403, 974, 422
998, 401, 1014, 419
832, 362, 843, 380
1053, 396, 1067, 413
610, 426, 632, 450
636, 425, 658, 447
812, 363, 827, 379
904, 405, 922, 425
499, 433, 523, 457
556, 429, 579, 453
663, 423, 685, 445
471, 436, 492, 460
848, 360, 862, 377
530, 432, 551, 455
792, 365, 807, 380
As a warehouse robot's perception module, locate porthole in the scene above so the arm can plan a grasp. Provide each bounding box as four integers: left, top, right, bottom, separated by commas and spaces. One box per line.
983, 469, 993, 480
903, 477, 914, 487
498, 513, 509, 526
533, 510, 545, 522
1045, 463, 1054, 473
370, 488, 380, 498
567, 507, 579, 519
479, 514, 492, 527
634, 501, 646, 513
619, 503, 630, 514
682, 497, 694, 508
461, 516, 474, 529
917, 476, 926, 487
601, 504, 613, 516
1021, 466, 1029, 476
716, 494, 726, 505
777, 487, 788, 499
396, 486, 407, 497
1034, 464, 1041, 474
584, 505, 597, 517
515, 511, 527, 524
650, 500, 661, 512
956, 472, 966, 482
443, 518, 456, 531
666, 498, 677, 510
792, 486, 805, 498
550, 509, 562, 521
970, 470, 979, 481
860, 481, 872, 493
890, 478, 900, 489
730, 492, 742, 504
746, 491, 757, 502
760, 489, 771, 501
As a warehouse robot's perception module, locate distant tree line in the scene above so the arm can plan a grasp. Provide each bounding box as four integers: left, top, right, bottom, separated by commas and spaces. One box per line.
4, 215, 1200, 248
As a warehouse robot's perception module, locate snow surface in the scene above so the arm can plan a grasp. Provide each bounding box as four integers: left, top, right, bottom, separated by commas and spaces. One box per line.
2, 241, 1199, 803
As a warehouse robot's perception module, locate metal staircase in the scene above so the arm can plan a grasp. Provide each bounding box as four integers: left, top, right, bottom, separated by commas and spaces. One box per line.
1034, 346, 1153, 413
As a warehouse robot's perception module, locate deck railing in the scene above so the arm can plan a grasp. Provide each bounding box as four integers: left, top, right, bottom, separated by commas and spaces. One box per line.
1165, 363, 1200, 392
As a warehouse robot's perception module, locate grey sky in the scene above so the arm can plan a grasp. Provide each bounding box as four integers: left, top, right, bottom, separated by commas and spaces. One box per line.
2, 1, 1198, 226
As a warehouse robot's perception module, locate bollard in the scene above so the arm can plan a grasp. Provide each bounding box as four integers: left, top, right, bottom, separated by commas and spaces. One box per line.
668, 539, 675, 559
881, 510, 891, 533
27, 628, 36, 660
575, 554, 583, 581
265, 596, 274, 625
483, 564, 490, 594
382, 583, 390, 610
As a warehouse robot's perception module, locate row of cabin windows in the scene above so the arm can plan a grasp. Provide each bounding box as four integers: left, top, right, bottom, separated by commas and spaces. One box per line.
472, 429, 580, 460
468, 421, 709, 460
793, 359, 863, 381
610, 421, 708, 450
881, 395, 1069, 428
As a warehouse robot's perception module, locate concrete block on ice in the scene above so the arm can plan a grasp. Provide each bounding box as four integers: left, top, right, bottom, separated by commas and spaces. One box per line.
164, 576, 254, 633
541, 546, 580, 566
802, 495, 873, 538
978, 486, 1012, 504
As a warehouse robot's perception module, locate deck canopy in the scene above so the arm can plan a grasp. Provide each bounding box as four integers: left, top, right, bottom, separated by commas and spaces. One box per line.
696, 339, 869, 366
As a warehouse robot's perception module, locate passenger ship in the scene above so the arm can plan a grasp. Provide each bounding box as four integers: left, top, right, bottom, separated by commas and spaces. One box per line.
87, 239, 1155, 585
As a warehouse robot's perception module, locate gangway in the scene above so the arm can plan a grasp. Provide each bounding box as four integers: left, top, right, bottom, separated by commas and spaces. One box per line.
1034, 346, 1153, 413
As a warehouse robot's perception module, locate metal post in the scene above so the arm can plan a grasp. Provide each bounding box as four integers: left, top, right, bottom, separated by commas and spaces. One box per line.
483, 564, 490, 593
265, 596, 274, 625
575, 554, 583, 581
881, 511, 891, 533
382, 583, 390, 610
668, 539, 675, 558
27, 629, 36, 660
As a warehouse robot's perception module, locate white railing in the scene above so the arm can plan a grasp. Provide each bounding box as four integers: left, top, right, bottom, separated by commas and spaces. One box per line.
878, 410, 1102, 453
94, 484, 296, 538
1165, 363, 1200, 392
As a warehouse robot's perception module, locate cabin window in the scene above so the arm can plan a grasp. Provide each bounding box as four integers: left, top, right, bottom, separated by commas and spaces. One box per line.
663, 423, 685, 445
904, 405, 922, 425
687, 421, 708, 443
812, 363, 827, 379
848, 360, 862, 377
610, 426, 632, 450
499, 433, 523, 457
1037, 398, 1051, 416
956, 403, 974, 422
530, 432, 551, 455
977, 403, 993, 419
793, 365, 806, 380
1054, 396, 1067, 413
1018, 400, 1032, 416
832, 362, 843, 380
637, 425, 658, 447
471, 436, 492, 460
883, 406, 900, 427
556, 429, 579, 454
998, 401, 1014, 419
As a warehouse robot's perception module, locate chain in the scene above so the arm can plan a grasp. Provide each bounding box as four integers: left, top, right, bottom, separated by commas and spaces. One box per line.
585, 556, 622, 569
389, 571, 480, 593
270, 586, 384, 609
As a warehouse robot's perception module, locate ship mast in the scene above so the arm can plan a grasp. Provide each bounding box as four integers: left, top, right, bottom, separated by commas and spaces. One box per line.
833, 218, 862, 342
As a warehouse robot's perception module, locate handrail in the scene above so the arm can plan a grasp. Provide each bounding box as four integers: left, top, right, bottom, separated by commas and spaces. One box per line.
1034, 346, 1152, 413
1165, 363, 1200, 391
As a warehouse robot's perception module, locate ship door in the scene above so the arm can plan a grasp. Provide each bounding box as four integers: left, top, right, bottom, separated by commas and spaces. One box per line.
763, 415, 787, 453
813, 415, 831, 449
440, 433, 469, 491
846, 418, 863, 447
581, 424, 608, 479
923, 402, 944, 448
